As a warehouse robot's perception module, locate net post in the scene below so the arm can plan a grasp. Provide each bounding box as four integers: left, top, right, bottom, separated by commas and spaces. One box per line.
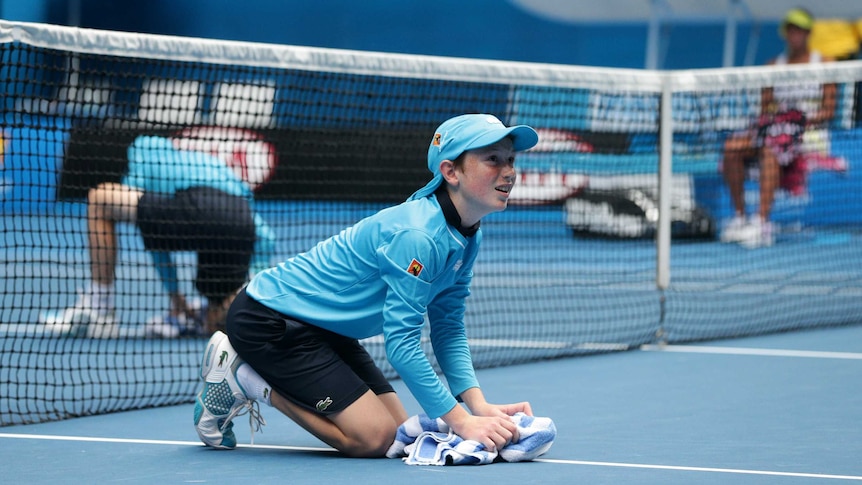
656, 73, 673, 292
721, 0, 739, 67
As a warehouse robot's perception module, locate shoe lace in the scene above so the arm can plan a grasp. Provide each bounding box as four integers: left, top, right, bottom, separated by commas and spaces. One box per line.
220, 399, 267, 445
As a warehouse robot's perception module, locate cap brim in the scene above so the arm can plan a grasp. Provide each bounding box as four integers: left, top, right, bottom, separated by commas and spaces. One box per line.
465, 125, 539, 153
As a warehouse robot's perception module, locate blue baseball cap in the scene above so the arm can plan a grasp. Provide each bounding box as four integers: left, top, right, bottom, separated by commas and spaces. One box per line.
408, 114, 539, 200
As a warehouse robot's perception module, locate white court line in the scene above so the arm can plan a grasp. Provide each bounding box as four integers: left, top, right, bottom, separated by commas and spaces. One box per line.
2, 433, 860, 481
0, 432, 334, 452
640, 344, 862, 360
535, 458, 862, 481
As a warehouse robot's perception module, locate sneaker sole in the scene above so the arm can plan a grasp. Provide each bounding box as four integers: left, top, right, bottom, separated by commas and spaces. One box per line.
194, 393, 238, 450
86, 321, 120, 339
41, 309, 117, 338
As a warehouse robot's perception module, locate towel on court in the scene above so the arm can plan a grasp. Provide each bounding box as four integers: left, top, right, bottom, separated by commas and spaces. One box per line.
387, 412, 556, 465
403, 430, 496, 466
385, 413, 449, 458
498, 413, 557, 463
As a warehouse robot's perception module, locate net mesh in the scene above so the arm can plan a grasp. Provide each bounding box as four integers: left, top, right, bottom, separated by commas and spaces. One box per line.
2, 20, 862, 426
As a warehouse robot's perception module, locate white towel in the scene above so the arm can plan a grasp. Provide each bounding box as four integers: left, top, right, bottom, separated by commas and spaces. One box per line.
498, 413, 557, 463
385, 413, 448, 458
387, 412, 556, 466
404, 430, 497, 466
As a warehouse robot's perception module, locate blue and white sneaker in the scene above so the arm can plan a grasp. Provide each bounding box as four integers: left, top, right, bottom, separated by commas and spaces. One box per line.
194, 331, 264, 449
145, 300, 207, 339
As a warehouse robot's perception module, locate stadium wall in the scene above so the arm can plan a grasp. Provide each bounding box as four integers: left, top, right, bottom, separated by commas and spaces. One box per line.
2, 0, 783, 69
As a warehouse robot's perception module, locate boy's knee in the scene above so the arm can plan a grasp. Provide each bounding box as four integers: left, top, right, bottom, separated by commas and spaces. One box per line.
341, 420, 398, 458
345, 431, 396, 458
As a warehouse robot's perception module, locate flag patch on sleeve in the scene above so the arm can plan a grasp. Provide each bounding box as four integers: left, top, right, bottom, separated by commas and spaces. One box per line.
407, 259, 424, 277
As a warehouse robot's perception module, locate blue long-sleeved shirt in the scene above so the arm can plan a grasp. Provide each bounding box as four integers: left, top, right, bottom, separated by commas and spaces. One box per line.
246, 194, 481, 418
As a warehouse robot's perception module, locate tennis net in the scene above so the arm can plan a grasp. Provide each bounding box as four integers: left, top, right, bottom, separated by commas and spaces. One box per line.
2, 20, 862, 426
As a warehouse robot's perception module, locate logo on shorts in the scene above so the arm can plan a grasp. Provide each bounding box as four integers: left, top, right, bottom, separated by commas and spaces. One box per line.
407, 259, 424, 277
316, 397, 333, 412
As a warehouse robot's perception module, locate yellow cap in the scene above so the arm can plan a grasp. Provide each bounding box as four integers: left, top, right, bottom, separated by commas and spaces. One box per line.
780, 8, 814, 38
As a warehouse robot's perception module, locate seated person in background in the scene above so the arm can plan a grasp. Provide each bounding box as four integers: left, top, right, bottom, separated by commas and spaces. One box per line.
40, 135, 276, 338
721, 7, 836, 248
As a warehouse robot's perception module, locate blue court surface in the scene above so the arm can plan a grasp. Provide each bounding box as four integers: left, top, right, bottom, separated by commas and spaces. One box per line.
2, 324, 860, 484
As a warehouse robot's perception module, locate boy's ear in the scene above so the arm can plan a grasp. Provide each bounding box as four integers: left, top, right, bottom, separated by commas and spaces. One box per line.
439, 159, 458, 185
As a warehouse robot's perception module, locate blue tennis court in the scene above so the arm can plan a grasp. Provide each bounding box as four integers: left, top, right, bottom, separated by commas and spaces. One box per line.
2, 323, 860, 484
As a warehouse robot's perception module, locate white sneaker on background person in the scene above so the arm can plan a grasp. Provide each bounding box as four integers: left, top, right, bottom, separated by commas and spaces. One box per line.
39, 290, 117, 338
720, 215, 754, 243
720, 215, 774, 248
739, 218, 775, 249
145, 299, 208, 338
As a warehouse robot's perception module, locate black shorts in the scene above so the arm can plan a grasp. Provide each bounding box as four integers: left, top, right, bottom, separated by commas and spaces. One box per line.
225, 288, 394, 415
137, 187, 255, 302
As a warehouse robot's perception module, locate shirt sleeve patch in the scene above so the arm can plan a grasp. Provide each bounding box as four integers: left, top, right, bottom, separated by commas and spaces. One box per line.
407, 259, 424, 277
